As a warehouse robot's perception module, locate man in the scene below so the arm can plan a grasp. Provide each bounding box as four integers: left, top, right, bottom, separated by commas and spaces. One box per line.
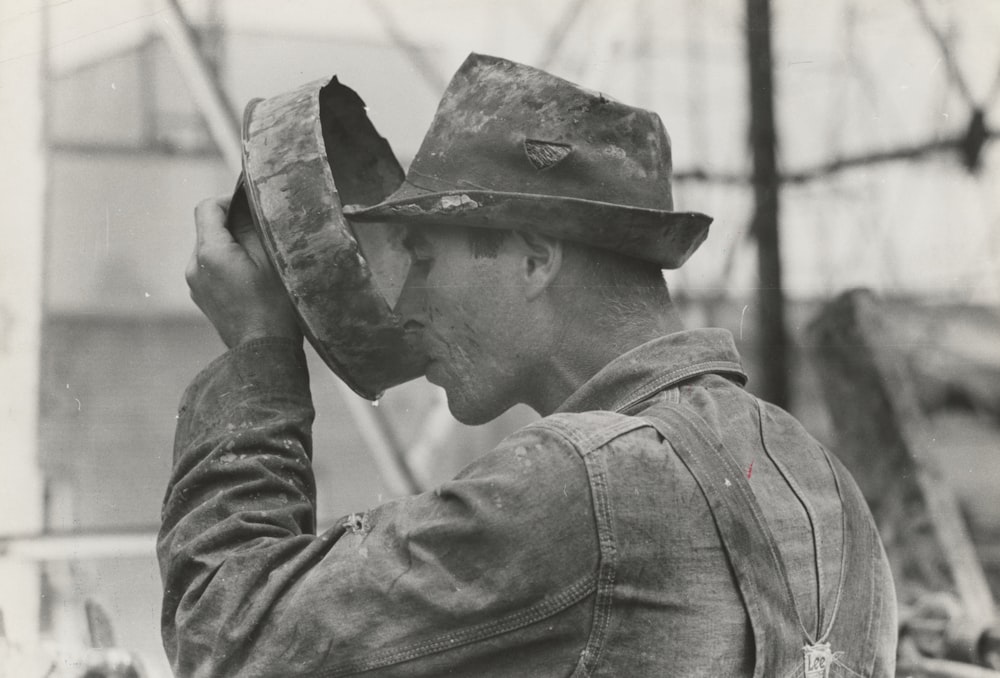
160, 54, 897, 677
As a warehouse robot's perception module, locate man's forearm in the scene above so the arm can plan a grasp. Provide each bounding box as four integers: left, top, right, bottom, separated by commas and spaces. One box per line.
158, 337, 327, 676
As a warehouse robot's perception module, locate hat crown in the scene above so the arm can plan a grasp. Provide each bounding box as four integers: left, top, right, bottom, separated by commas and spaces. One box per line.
404, 53, 675, 211
343, 53, 712, 269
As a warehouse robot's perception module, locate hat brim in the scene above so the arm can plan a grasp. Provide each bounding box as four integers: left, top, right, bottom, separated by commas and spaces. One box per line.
344, 189, 712, 269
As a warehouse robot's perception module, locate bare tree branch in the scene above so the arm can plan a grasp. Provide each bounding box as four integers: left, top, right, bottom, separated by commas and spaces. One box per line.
673, 168, 747, 184
909, 0, 976, 105
674, 128, 998, 185
782, 128, 999, 183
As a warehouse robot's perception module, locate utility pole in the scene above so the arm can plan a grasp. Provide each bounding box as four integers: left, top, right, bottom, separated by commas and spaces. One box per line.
746, 0, 790, 408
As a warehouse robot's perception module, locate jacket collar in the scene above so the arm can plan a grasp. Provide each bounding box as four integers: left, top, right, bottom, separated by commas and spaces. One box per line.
555, 328, 747, 415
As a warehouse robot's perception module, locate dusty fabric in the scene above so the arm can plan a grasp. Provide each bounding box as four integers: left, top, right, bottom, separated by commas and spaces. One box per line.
159, 330, 896, 677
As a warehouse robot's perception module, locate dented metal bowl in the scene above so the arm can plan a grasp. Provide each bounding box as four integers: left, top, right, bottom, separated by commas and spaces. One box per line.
238, 76, 427, 399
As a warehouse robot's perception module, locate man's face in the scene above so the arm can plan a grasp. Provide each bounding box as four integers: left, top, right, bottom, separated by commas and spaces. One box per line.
397, 224, 524, 425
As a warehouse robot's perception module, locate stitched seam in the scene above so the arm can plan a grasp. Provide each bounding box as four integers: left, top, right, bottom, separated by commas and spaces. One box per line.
859, 528, 881, 676
317, 575, 597, 677
534, 415, 627, 677
574, 452, 617, 676
540, 415, 650, 456
755, 399, 824, 639
613, 360, 746, 412
540, 416, 635, 451
816, 452, 852, 644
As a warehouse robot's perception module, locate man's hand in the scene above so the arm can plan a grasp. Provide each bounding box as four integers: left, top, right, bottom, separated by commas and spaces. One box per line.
186, 194, 303, 349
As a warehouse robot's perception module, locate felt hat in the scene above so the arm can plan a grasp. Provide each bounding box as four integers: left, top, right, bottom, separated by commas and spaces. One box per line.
344, 53, 712, 268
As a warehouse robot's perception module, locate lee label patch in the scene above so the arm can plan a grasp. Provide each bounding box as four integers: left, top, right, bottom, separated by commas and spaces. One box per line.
803, 642, 833, 678
524, 139, 573, 170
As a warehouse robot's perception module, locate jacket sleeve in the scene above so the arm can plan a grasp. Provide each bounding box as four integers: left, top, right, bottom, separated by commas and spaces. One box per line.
157, 338, 598, 678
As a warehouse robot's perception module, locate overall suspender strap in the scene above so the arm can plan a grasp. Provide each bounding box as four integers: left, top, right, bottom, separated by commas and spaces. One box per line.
642, 405, 816, 678
818, 450, 885, 676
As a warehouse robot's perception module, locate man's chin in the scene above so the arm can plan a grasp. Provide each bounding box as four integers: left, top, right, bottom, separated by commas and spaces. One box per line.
441, 386, 500, 427
425, 362, 503, 425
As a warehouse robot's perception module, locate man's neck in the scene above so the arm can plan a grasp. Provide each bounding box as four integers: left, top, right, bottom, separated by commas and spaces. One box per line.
524, 308, 685, 416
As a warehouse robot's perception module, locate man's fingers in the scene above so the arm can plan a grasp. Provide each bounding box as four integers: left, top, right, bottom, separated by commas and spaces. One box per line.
192, 191, 274, 276
194, 195, 235, 249
185, 192, 300, 347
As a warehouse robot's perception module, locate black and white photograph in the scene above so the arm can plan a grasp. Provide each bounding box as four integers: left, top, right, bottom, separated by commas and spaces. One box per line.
1, 1, 999, 676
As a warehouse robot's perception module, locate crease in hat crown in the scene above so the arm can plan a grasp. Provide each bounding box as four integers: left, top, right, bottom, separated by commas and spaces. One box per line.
344, 52, 713, 269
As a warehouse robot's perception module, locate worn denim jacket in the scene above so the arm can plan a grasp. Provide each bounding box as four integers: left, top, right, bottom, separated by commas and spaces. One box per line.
159, 329, 897, 677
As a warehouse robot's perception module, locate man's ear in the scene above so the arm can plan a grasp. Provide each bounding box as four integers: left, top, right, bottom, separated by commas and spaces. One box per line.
511, 231, 563, 301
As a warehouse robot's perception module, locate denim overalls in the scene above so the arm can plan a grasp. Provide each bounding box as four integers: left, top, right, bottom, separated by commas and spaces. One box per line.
639, 403, 894, 678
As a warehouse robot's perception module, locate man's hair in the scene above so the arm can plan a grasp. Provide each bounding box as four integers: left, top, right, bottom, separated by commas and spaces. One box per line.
467, 227, 509, 259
